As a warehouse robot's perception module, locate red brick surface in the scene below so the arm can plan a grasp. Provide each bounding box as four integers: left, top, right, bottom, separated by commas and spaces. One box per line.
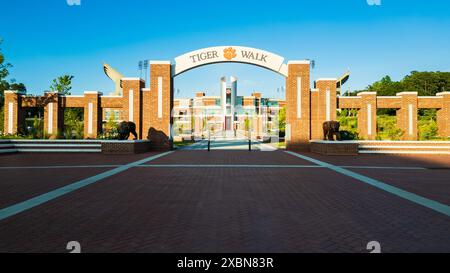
0, 151, 449, 253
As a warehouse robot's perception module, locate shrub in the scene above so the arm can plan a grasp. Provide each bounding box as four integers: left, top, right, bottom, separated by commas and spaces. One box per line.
376, 115, 404, 140
418, 116, 438, 140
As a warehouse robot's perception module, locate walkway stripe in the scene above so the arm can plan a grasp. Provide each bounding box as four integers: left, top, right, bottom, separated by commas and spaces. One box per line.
138, 164, 323, 168
0, 164, 427, 170
340, 166, 427, 170
0, 151, 173, 221
285, 151, 450, 217
0, 165, 122, 170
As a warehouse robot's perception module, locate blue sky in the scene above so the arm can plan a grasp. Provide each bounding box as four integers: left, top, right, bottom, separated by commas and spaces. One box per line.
1, 0, 450, 98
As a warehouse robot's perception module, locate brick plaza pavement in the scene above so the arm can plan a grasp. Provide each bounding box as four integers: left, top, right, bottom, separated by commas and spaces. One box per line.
0, 150, 449, 253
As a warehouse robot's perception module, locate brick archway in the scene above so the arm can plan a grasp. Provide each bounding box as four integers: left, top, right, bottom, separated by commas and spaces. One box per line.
146, 46, 315, 150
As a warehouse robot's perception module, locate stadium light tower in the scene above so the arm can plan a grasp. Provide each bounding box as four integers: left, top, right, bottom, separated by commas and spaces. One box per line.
143, 60, 149, 87
138, 61, 143, 79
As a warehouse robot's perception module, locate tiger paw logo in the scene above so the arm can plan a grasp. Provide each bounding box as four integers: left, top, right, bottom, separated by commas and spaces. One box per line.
223, 47, 237, 60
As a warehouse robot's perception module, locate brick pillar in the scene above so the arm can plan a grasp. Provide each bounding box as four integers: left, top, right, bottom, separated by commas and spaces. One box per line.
310, 89, 320, 139
3, 90, 24, 135
148, 61, 173, 150
122, 78, 144, 139
437, 92, 450, 138
142, 87, 151, 140
357, 92, 377, 140
313, 79, 338, 140
83, 91, 102, 139
43, 92, 63, 137
396, 92, 418, 140
286, 61, 311, 151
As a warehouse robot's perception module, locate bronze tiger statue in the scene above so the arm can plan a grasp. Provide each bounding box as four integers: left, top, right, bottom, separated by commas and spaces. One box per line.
323, 121, 341, 141
117, 121, 138, 140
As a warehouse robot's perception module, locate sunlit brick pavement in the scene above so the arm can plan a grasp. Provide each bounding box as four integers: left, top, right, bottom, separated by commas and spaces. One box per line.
0, 150, 449, 253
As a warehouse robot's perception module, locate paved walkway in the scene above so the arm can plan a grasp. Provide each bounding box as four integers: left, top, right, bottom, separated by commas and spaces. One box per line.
179, 132, 277, 151
0, 149, 449, 253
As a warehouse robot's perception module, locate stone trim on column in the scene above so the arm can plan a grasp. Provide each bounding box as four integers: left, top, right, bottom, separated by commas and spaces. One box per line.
357, 92, 377, 140
396, 92, 418, 140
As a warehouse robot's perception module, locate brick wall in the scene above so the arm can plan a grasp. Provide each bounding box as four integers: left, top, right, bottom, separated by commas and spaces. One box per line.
338, 92, 447, 141
4, 64, 450, 146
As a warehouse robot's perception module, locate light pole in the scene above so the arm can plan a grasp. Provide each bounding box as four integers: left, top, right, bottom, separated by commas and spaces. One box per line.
143, 60, 149, 87
138, 61, 143, 79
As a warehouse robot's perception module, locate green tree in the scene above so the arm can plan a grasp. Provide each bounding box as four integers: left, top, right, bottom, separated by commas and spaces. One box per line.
244, 113, 251, 132
0, 39, 26, 134
50, 75, 74, 95
9, 81, 26, 92
64, 108, 84, 139
376, 115, 404, 140
99, 111, 118, 139
402, 71, 450, 96
278, 107, 286, 137
367, 75, 404, 96
363, 72, 450, 97
49, 75, 82, 139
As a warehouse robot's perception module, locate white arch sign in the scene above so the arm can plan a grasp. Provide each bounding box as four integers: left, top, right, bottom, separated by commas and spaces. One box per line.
173, 46, 288, 77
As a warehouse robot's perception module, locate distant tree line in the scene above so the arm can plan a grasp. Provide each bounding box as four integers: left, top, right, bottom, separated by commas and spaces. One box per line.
349, 71, 450, 96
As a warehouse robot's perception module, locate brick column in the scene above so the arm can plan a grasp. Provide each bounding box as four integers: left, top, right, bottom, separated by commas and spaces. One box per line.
148, 61, 173, 150
83, 91, 102, 139
313, 79, 338, 140
310, 89, 320, 139
122, 78, 144, 139
396, 92, 418, 140
3, 90, 24, 135
43, 91, 63, 137
437, 92, 450, 138
357, 92, 377, 140
142, 87, 151, 140
286, 61, 311, 151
